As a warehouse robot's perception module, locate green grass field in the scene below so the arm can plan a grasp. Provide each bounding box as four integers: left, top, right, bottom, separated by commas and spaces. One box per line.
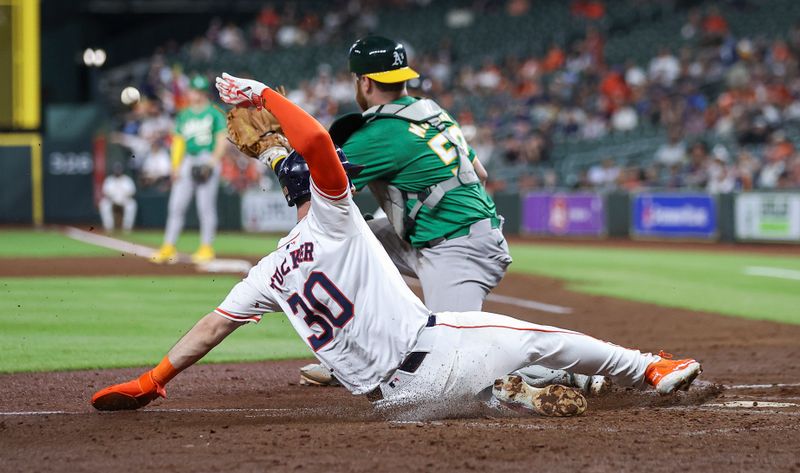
0, 275, 309, 372
509, 245, 800, 325
1, 229, 799, 373
0, 229, 117, 257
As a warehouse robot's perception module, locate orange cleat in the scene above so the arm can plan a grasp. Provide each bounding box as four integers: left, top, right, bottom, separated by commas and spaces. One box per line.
91, 371, 166, 411
645, 351, 702, 394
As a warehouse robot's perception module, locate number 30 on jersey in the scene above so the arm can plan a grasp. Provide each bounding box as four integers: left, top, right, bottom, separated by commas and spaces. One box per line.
287, 272, 354, 351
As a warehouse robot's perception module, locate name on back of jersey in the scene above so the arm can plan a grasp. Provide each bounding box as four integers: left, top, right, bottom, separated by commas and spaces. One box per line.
269, 242, 315, 291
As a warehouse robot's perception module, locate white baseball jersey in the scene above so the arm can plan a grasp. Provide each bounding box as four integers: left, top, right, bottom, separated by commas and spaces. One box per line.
216, 180, 431, 394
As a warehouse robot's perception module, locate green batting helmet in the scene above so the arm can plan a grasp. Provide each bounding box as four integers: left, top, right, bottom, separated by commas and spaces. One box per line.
348, 36, 419, 84
189, 75, 209, 91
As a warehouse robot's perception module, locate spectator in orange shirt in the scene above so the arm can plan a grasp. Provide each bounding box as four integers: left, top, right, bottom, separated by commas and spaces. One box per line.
542, 43, 565, 72
599, 67, 630, 110
702, 6, 728, 45
571, 0, 605, 20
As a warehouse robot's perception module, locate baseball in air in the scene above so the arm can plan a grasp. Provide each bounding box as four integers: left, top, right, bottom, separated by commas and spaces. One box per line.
120, 86, 141, 105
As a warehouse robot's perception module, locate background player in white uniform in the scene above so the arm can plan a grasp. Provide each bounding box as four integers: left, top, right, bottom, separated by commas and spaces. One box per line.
90, 75, 703, 417
98, 162, 137, 233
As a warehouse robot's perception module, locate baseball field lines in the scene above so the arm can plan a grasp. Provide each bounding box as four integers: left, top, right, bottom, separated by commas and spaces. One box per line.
4, 386, 799, 416
509, 244, 800, 324
0, 228, 117, 257
743, 266, 800, 281
725, 382, 800, 389
485, 293, 572, 314
403, 276, 573, 314
118, 229, 281, 256
63, 226, 254, 273
63, 226, 165, 259
0, 407, 324, 416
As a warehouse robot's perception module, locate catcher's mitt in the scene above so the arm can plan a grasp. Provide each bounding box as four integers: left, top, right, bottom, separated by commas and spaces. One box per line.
227, 106, 291, 169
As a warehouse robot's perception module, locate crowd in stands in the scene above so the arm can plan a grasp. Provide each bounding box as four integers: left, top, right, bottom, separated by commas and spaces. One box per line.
111, 0, 800, 195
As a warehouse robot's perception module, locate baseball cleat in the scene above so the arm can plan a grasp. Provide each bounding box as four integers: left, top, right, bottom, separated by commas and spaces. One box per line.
492, 375, 587, 417
573, 374, 612, 396
150, 244, 178, 264
299, 363, 341, 386
645, 351, 702, 394
191, 244, 215, 263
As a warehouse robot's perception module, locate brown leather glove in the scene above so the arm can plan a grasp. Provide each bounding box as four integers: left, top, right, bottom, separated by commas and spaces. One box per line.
227, 106, 291, 160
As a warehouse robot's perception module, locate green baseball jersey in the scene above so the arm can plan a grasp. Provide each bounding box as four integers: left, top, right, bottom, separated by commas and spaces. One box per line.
174, 104, 226, 156
343, 96, 498, 247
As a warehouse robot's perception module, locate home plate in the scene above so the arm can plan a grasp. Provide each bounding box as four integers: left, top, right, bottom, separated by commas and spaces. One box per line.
703, 401, 799, 408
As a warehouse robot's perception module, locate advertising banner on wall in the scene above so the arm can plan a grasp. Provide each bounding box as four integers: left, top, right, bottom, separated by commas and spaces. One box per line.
241, 189, 296, 232
631, 193, 717, 239
735, 193, 800, 241
522, 192, 605, 236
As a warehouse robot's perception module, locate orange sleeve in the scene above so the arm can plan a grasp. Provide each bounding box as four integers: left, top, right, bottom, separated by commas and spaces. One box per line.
260, 88, 348, 197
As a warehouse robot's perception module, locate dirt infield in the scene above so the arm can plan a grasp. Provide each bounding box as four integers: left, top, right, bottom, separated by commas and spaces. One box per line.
2, 256, 800, 472
0, 256, 203, 277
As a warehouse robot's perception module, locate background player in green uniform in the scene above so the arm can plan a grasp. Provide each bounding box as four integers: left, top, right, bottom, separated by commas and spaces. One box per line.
151, 75, 227, 264
336, 36, 512, 312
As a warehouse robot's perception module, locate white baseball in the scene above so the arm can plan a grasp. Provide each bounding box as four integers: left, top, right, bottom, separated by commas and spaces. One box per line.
120, 86, 141, 105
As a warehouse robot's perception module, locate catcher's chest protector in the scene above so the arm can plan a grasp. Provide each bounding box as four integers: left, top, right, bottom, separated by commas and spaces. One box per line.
362, 99, 480, 241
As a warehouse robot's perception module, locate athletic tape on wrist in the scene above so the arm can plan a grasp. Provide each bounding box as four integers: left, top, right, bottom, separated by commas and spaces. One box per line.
259, 146, 289, 170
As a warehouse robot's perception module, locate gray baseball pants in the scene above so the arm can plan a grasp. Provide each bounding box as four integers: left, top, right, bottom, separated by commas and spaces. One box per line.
367, 217, 512, 312
164, 153, 220, 246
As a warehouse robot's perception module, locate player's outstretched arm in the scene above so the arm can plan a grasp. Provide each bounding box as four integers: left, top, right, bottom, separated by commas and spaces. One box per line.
91, 313, 241, 411
216, 73, 347, 197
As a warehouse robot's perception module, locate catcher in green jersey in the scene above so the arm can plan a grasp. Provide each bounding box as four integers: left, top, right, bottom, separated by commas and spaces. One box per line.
151, 75, 227, 264
300, 36, 607, 395
331, 35, 511, 312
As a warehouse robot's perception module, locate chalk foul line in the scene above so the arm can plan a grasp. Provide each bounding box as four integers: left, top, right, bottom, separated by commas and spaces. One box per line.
401, 276, 572, 314
723, 382, 800, 390
63, 226, 252, 273
485, 293, 573, 314
743, 266, 800, 281
0, 407, 322, 417
4, 383, 800, 418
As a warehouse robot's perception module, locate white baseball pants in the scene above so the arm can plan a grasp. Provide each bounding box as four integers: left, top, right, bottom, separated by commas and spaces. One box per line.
375, 311, 658, 409
99, 197, 137, 232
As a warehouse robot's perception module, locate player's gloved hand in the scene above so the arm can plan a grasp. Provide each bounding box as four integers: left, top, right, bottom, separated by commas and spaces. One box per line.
215, 72, 268, 108
91, 370, 167, 411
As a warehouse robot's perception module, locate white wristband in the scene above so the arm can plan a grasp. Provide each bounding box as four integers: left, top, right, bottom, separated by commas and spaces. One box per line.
258, 146, 289, 170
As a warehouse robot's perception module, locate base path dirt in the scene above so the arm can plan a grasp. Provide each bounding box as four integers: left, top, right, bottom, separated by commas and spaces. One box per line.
2, 264, 800, 471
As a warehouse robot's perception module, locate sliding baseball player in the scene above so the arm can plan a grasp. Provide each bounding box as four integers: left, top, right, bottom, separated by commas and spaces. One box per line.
91, 74, 702, 417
